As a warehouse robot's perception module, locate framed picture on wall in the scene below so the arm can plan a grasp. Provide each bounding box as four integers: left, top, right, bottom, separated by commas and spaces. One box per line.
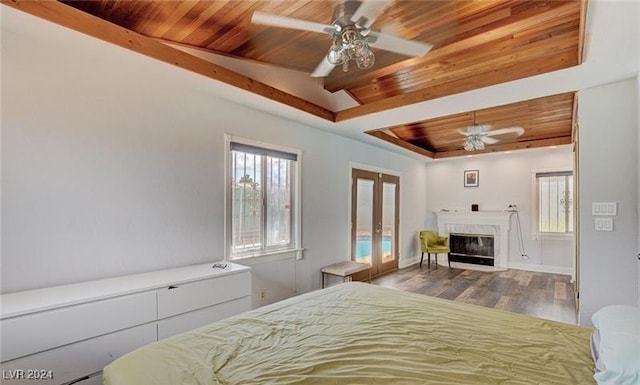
464, 170, 479, 187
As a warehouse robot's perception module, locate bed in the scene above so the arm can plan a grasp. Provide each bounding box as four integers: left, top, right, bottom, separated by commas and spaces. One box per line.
104, 282, 597, 385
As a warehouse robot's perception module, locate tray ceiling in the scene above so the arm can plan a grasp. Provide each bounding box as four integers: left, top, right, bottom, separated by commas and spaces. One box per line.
368, 92, 576, 159
4, 0, 585, 158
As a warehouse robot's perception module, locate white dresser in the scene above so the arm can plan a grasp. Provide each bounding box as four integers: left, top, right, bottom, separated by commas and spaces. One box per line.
0, 262, 251, 385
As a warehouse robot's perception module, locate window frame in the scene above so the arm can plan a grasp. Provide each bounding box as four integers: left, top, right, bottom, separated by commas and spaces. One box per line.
224, 134, 302, 261
530, 168, 574, 240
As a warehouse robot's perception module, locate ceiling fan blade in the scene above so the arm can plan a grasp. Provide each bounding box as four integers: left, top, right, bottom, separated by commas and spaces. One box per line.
351, 0, 393, 28
311, 56, 336, 77
459, 125, 488, 136
481, 136, 500, 145
367, 31, 433, 57
486, 127, 525, 137
251, 11, 335, 35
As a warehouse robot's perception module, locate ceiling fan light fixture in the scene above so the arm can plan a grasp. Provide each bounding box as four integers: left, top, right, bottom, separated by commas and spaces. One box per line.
356, 47, 375, 69
327, 41, 347, 65
347, 37, 365, 58
464, 135, 485, 151
464, 140, 475, 152
325, 24, 376, 72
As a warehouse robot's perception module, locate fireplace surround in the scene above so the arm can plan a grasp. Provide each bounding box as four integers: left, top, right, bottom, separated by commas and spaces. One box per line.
435, 211, 512, 269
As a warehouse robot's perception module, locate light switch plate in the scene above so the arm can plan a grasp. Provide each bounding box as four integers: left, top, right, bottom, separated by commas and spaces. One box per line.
592, 202, 617, 216
595, 217, 614, 231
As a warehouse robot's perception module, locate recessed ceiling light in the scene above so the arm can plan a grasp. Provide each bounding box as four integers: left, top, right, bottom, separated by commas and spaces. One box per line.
466, 155, 473, 158
549, 146, 558, 149
505, 151, 512, 154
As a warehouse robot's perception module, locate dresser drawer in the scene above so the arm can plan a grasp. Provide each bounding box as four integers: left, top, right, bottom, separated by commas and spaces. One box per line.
0, 323, 155, 385
157, 271, 251, 319
157, 296, 251, 340
1, 291, 157, 362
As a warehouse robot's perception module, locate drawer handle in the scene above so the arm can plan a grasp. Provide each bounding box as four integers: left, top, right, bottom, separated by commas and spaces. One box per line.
167, 285, 178, 290
68, 376, 91, 385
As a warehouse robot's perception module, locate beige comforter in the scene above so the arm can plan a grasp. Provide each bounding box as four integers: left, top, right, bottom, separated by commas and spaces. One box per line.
104, 282, 595, 385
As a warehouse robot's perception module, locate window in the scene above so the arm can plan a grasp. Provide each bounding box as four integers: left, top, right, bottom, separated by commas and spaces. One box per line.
228, 139, 300, 259
536, 171, 573, 234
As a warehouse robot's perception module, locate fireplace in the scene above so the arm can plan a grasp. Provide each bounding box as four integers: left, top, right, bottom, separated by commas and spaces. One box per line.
435, 211, 512, 269
449, 233, 495, 266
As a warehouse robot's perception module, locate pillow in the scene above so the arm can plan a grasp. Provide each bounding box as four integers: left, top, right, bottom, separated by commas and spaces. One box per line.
591, 305, 640, 385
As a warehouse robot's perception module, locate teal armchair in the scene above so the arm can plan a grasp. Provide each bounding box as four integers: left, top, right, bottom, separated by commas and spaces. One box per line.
419, 231, 450, 269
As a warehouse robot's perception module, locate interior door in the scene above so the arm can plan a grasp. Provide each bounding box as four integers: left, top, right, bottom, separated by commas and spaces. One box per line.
351, 169, 399, 277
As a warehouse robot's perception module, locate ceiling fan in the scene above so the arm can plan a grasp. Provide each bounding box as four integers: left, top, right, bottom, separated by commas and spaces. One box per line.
251, 0, 433, 77
459, 112, 525, 151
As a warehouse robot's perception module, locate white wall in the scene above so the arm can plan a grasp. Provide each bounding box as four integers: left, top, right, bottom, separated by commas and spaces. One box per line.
0, 9, 428, 297
578, 77, 639, 325
424, 148, 574, 273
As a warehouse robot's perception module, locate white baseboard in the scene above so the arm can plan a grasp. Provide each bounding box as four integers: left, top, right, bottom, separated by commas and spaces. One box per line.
400, 257, 572, 276
399, 256, 420, 269
507, 262, 573, 276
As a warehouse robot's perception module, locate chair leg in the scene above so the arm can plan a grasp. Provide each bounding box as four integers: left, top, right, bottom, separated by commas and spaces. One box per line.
448, 253, 451, 268
427, 253, 431, 269
420, 252, 424, 267
435, 253, 438, 269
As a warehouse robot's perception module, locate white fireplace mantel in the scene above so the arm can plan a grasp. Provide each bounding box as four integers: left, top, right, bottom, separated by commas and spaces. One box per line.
435, 211, 513, 269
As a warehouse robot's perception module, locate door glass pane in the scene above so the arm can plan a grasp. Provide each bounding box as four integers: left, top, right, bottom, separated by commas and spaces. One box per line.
355, 179, 374, 264
381, 182, 396, 263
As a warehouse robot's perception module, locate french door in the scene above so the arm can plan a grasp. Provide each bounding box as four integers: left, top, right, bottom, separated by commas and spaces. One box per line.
351, 169, 399, 277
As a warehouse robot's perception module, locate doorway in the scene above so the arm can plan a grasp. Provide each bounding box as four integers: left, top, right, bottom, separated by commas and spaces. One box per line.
351, 168, 399, 277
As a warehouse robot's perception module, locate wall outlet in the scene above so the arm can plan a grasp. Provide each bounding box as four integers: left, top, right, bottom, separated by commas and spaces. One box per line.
259, 289, 266, 299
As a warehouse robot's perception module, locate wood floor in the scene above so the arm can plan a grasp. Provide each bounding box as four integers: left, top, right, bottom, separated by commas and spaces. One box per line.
372, 264, 577, 324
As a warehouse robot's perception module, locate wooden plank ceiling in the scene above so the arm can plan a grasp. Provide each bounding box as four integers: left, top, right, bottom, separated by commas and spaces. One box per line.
4, 0, 584, 158
368, 92, 576, 159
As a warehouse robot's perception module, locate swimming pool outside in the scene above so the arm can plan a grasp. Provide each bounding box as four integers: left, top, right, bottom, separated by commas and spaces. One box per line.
355, 235, 392, 263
